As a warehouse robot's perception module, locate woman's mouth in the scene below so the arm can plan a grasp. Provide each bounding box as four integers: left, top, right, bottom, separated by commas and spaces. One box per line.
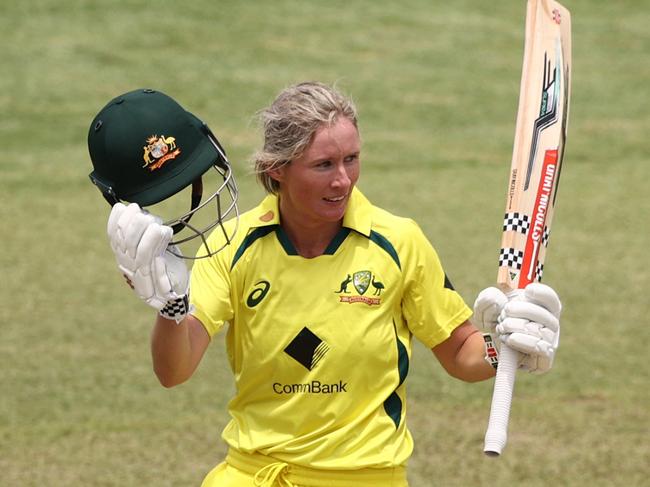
324, 195, 346, 203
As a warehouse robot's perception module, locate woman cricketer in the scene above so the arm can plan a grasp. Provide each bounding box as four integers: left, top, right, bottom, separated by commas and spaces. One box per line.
90, 82, 561, 486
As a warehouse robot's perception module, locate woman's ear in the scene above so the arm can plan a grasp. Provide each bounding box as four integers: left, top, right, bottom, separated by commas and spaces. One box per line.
268, 165, 285, 184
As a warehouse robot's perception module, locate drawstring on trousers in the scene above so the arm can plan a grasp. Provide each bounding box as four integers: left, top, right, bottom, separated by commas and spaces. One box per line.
253, 461, 296, 487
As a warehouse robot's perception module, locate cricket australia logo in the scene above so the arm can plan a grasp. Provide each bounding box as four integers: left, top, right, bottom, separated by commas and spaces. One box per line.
142, 134, 181, 171
335, 270, 384, 306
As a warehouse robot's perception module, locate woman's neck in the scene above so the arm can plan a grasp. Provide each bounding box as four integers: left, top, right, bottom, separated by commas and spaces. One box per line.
279, 215, 342, 258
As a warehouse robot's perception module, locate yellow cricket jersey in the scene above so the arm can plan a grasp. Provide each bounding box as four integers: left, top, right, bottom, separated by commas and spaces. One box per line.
190, 188, 472, 470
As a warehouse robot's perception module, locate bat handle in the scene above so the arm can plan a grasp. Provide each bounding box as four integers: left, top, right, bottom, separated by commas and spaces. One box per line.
484, 343, 520, 456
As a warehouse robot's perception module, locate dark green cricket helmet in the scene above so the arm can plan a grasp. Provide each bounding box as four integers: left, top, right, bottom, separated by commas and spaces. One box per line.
88, 88, 239, 258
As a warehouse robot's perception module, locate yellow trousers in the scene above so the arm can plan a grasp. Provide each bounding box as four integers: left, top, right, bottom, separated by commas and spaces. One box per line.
201, 448, 409, 487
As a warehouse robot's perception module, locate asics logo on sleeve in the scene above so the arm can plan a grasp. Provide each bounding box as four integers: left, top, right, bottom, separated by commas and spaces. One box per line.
246, 280, 271, 307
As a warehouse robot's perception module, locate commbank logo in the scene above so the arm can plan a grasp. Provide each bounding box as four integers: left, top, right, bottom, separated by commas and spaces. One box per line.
284, 327, 329, 371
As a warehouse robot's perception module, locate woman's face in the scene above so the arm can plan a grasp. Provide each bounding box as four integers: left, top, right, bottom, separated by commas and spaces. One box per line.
272, 117, 361, 228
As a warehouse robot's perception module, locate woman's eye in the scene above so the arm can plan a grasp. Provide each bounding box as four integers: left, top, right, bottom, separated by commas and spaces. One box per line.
345, 154, 358, 163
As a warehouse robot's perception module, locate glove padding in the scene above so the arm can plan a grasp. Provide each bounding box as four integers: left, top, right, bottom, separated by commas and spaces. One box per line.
107, 203, 189, 315
473, 286, 509, 331
474, 283, 561, 374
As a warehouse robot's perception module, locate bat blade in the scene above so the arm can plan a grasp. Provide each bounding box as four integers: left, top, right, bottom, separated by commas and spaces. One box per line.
497, 0, 571, 293
484, 0, 571, 457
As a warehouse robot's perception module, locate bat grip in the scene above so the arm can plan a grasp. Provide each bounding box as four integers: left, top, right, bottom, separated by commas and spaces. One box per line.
484, 344, 520, 456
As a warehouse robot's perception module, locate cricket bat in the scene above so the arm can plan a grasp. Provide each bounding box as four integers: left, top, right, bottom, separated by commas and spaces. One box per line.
483, 0, 571, 456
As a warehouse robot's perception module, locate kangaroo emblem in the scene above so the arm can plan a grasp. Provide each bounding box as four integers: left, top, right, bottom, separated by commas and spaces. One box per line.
335, 274, 352, 293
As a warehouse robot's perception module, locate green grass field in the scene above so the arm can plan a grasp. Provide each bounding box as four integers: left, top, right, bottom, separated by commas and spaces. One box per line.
2, 1, 648, 485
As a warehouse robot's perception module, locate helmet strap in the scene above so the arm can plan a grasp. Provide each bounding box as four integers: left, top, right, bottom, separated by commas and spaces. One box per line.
102, 191, 119, 207
171, 178, 203, 235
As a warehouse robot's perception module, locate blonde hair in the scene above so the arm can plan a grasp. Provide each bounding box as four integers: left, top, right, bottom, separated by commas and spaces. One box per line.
253, 81, 358, 193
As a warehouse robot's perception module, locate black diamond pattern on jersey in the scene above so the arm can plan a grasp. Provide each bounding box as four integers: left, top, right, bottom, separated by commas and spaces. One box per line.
284, 327, 329, 371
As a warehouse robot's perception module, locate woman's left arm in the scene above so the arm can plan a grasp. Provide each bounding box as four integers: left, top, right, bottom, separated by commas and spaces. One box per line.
432, 320, 496, 382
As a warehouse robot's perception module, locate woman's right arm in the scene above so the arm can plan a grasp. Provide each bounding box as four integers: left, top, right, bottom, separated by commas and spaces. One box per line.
151, 314, 211, 388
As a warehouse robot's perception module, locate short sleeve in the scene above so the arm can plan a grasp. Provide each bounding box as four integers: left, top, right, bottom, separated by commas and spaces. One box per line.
189, 250, 234, 337
400, 221, 472, 348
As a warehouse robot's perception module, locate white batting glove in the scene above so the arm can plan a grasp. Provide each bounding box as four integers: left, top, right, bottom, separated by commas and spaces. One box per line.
474, 283, 562, 374
473, 287, 509, 332
107, 203, 190, 322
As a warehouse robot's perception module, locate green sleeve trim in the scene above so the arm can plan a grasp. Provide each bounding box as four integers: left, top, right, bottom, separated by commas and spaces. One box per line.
369, 230, 401, 270
230, 226, 276, 270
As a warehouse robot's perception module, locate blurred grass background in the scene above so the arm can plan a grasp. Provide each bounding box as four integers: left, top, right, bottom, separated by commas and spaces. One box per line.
1, 1, 648, 485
